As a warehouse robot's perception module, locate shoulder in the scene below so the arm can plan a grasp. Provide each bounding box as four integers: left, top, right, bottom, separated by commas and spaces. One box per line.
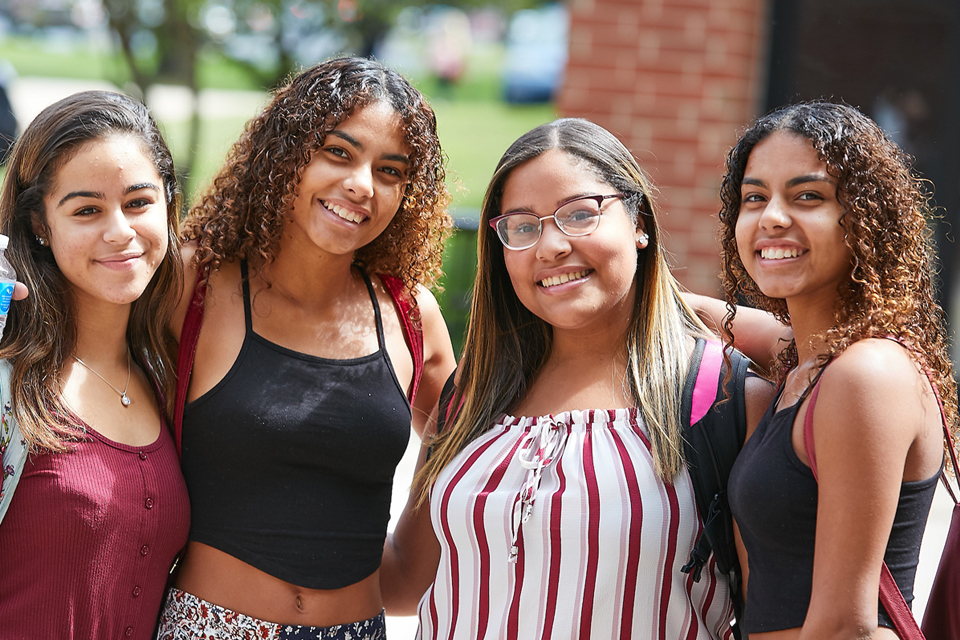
170, 241, 199, 341
812, 338, 929, 446
414, 285, 443, 327
819, 338, 922, 403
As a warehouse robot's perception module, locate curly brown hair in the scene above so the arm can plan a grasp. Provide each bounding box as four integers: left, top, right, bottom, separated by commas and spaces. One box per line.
719, 101, 958, 441
183, 56, 451, 292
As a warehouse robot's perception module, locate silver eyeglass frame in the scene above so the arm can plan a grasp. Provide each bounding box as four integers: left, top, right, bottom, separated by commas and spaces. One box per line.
488, 193, 626, 250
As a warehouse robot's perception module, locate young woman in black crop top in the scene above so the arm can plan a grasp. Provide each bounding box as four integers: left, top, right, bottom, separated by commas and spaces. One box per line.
692, 102, 958, 639
154, 58, 457, 638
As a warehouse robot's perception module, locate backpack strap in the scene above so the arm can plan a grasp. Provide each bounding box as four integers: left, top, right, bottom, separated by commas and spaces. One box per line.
680, 338, 749, 639
173, 265, 208, 458
379, 274, 424, 403
0, 359, 27, 524
803, 372, 926, 640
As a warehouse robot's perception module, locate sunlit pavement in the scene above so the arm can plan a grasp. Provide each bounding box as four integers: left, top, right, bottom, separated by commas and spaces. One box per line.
9, 76, 954, 638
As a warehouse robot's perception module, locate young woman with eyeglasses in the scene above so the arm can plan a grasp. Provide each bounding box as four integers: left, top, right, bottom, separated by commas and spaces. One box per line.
381, 118, 774, 639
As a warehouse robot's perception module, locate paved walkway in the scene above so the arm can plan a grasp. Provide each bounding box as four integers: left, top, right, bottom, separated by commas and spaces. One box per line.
7, 76, 267, 126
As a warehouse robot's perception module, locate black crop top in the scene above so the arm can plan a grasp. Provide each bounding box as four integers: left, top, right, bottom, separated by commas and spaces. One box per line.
728, 393, 939, 633
180, 262, 411, 589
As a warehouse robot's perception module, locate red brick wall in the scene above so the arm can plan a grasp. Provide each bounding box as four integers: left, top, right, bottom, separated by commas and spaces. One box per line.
558, 0, 769, 294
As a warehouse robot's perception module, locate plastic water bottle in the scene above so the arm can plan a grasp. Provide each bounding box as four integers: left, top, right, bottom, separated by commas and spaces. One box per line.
0, 234, 17, 340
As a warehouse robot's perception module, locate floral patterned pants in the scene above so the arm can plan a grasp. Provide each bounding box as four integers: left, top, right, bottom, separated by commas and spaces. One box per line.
156, 588, 387, 640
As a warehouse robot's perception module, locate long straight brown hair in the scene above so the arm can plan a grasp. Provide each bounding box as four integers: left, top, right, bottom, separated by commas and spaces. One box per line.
419, 119, 709, 500
0, 91, 183, 452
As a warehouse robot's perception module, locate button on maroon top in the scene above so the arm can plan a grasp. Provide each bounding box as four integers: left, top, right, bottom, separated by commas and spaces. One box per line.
0, 419, 190, 640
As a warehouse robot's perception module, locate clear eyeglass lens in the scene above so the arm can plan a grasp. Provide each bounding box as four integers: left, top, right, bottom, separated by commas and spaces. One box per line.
498, 197, 603, 248
555, 199, 602, 234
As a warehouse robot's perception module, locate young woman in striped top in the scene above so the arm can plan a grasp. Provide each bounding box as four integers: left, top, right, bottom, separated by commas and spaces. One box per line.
382, 118, 773, 638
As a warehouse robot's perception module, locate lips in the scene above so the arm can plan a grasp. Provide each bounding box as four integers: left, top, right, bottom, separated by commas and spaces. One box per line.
322, 200, 367, 224
538, 269, 592, 288
97, 253, 142, 268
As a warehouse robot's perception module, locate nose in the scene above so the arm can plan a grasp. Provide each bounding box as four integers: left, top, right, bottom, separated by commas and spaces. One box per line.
534, 217, 571, 260
757, 195, 791, 231
103, 206, 137, 244
344, 163, 375, 199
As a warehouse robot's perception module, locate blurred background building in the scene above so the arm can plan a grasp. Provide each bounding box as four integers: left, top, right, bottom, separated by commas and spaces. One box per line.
560, 0, 960, 316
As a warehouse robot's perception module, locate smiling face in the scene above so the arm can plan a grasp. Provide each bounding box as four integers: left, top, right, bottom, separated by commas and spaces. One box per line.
735, 130, 852, 307
286, 100, 411, 259
41, 134, 169, 311
500, 148, 644, 335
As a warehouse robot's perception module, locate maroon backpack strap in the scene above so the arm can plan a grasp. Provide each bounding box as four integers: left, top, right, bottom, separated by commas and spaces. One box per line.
173, 265, 208, 458
803, 370, 926, 639
379, 273, 423, 402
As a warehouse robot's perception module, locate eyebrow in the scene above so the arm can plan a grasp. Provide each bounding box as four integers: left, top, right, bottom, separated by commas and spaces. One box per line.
502, 191, 598, 216
741, 174, 835, 189
328, 130, 410, 165
57, 182, 161, 207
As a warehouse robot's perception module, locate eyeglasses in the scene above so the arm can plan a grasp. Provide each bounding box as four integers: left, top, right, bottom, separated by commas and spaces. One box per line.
489, 193, 626, 250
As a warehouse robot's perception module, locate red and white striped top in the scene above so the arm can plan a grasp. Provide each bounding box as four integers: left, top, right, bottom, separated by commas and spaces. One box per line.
417, 408, 735, 640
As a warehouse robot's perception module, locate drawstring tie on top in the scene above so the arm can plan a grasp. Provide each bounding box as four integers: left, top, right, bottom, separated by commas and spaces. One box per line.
509, 416, 567, 563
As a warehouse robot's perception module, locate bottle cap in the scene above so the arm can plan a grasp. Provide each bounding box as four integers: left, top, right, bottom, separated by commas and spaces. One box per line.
0, 234, 7, 250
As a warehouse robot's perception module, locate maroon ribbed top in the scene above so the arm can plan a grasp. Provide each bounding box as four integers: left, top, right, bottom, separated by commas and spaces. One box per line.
0, 419, 189, 639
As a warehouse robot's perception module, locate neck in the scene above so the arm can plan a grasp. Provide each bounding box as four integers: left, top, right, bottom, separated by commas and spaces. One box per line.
785, 296, 838, 367
73, 300, 132, 365
261, 238, 359, 306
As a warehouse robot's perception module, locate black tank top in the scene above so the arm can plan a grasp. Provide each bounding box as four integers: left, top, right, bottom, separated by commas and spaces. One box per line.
728, 387, 939, 632
180, 262, 411, 589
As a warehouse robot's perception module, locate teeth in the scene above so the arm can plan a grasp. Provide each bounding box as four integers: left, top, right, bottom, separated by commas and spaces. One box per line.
760, 247, 802, 260
323, 201, 365, 224
539, 270, 590, 288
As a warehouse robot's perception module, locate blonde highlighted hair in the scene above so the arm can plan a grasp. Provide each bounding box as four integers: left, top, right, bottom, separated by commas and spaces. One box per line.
419, 118, 709, 501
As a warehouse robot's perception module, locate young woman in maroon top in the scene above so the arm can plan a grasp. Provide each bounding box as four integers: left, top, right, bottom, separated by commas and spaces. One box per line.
0, 91, 189, 639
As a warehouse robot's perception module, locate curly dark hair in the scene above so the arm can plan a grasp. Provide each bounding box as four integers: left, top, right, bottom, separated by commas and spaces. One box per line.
183, 56, 451, 291
718, 101, 958, 439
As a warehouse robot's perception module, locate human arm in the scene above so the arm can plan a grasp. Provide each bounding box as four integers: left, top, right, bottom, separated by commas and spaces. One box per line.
798, 340, 942, 639
378, 287, 455, 613
169, 240, 199, 343
734, 372, 776, 600
409, 286, 457, 439
380, 426, 443, 615
683, 292, 791, 374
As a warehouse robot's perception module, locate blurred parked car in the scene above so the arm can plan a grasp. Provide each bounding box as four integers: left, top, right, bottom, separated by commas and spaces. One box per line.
502, 3, 568, 104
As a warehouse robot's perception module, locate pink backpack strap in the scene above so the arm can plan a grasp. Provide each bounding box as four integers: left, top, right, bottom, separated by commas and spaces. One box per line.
803, 367, 926, 640
173, 266, 208, 458
691, 339, 724, 425
379, 273, 423, 402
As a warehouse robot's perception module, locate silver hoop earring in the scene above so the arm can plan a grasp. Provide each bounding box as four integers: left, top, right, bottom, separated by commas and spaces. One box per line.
35, 235, 46, 246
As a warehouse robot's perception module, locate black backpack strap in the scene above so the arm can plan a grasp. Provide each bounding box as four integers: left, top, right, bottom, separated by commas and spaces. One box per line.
435, 370, 458, 435
680, 338, 750, 638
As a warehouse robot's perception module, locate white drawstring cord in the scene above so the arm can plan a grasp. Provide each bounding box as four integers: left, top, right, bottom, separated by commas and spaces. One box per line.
509, 416, 567, 562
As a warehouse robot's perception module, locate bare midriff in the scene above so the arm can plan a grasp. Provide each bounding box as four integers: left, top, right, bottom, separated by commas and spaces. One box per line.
174, 542, 383, 627
749, 625, 901, 639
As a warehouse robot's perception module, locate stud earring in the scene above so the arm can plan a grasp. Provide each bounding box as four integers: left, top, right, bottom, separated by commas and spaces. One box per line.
636, 233, 649, 249
35, 235, 46, 246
